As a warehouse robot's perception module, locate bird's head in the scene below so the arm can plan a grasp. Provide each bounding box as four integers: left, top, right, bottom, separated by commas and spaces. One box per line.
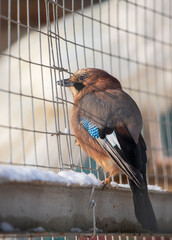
57, 68, 122, 96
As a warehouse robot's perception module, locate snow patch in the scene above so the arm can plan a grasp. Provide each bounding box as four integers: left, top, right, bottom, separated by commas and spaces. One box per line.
0, 165, 101, 187
110, 181, 119, 188
0, 221, 45, 233
64, 128, 69, 134
29, 226, 45, 232
0, 165, 165, 191
87, 228, 103, 233
70, 227, 103, 233
71, 227, 83, 233
0, 222, 20, 232
147, 184, 165, 192
111, 182, 165, 192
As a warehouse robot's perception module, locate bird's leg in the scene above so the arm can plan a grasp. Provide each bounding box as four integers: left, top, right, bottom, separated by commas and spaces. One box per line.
102, 168, 119, 190
102, 175, 112, 190
75, 139, 80, 146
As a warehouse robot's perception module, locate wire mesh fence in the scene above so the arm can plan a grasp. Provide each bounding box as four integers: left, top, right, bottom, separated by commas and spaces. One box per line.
0, 233, 172, 240
0, 0, 172, 190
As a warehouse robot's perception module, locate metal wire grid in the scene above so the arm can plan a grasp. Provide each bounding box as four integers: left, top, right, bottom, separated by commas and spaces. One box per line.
0, 233, 172, 240
0, 0, 172, 190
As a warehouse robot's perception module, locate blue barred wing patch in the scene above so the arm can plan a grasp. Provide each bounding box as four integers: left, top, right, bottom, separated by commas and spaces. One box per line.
81, 117, 99, 139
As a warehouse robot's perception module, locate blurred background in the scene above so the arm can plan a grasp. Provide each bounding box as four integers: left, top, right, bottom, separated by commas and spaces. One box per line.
0, 0, 172, 190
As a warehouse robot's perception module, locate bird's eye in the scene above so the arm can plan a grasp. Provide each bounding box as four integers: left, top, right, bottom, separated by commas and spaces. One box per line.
80, 75, 85, 81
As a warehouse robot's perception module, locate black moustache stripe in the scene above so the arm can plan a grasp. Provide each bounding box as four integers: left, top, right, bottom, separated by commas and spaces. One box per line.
73, 82, 85, 92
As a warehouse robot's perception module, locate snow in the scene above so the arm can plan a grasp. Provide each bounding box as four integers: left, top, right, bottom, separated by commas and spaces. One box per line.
147, 184, 165, 191
0, 165, 165, 191
64, 128, 69, 134
111, 182, 166, 192
70, 227, 103, 233
0, 221, 45, 233
71, 227, 83, 233
110, 181, 119, 188
29, 226, 45, 232
87, 228, 103, 233
0, 222, 20, 232
0, 165, 102, 187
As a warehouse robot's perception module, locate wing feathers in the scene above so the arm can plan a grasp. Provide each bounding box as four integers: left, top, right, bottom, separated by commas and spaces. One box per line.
81, 117, 145, 189
96, 137, 145, 189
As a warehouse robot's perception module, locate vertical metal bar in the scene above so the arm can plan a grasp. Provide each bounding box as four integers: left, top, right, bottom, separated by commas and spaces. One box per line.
91, 0, 99, 176
152, 0, 160, 186
26, 0, 38, 166
52, 1, 64, 170
17, 0, 26, 165
53, 0, 74, 168
61, 7, 76, 169
91, 0, 96, 68
38, 0, 50, 169
111, 235, 115, 240
66, 0, 83, 172
134, 0, 151, 186
108, 0, 112, 74
125, 2, 131, 186
62, 0, 71, 73
144, 0, 158, 186
61, 0, 75, 167
117, 0, 121, 81
0, 0, 1, 50
116, 1, 122, 184
125, 1, 131, 94
135, 0, 142, 121
98, 0, 106, 180
71, 0, 85, 172
169, 0, 172, 175
51, 3, 68, 170
45, 0, 63, 171
96, 162, 100, 180
88, 156, 92, 174
8, 0, 12, 164
160, 0, 169, 189
72, 0, 79, 69
78, 147, 84, 172
99, 0, 104, 69
81, 0, 87, 67
104, 234, 108, 240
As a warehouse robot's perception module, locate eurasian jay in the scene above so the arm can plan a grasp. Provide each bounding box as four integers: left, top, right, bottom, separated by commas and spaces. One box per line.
58, 68, 158, 232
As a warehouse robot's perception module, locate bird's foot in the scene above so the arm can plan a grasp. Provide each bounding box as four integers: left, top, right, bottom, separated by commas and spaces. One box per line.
75, 139, 80, 146
102, 176, 112, 190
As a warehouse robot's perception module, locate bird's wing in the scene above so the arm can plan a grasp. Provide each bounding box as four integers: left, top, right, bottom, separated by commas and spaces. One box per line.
80, 90, 145, 189
80, 89, 143, 143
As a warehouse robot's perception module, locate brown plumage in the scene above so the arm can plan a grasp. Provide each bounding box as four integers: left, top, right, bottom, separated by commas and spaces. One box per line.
58, 68, 158, 232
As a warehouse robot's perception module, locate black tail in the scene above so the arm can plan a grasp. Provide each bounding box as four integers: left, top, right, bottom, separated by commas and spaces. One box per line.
129, 179, 158, 232
114, 130, 158, 232
129, 135, 158, 232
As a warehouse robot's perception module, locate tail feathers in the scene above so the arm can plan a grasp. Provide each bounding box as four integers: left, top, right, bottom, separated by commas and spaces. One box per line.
129, 180, 158, 232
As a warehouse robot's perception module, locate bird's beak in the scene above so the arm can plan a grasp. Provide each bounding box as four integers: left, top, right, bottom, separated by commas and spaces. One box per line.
57, 78, 74, 87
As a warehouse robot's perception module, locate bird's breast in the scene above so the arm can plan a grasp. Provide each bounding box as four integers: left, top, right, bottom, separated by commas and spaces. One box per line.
71, 105, 119, 174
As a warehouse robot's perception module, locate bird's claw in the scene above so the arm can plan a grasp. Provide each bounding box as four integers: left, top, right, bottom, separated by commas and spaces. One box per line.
75, 139, 80, 146
102, 177, 112, 190
102, 183, 108, 190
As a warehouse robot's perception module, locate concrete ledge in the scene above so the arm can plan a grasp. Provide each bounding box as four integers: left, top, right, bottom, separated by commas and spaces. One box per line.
0, 181, 172, 233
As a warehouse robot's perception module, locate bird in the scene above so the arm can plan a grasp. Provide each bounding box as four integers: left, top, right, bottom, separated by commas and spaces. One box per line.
58, 68, 158, 232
